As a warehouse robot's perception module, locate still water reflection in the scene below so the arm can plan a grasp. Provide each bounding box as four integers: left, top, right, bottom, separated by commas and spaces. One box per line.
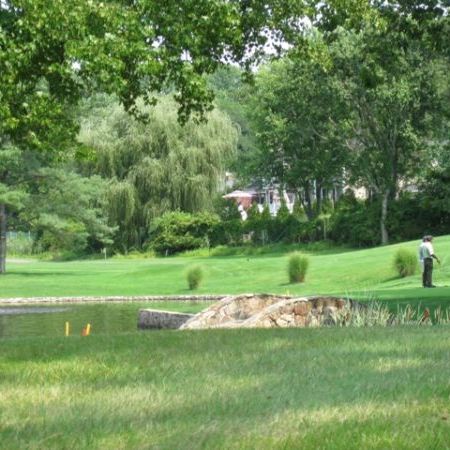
0, 301, 210, 339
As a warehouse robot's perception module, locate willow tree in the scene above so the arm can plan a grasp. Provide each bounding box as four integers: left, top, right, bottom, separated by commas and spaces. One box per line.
79, 97, 238, 251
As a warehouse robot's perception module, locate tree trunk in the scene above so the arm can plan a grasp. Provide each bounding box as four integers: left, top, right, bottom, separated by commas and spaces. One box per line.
380, 190, 389, 245
315, 181, 322, 216
301, 182, 317, 220
0, 204, 6, 274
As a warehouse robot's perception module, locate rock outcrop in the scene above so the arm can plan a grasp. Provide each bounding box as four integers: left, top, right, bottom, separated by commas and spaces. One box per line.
180, 294, 358, 329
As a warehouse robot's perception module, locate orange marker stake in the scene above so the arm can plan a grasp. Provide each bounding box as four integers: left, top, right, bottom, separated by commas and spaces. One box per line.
82, 324, 91, 336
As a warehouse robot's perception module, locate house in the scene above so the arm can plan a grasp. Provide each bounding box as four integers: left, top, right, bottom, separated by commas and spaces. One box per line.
223, 185, 295, 219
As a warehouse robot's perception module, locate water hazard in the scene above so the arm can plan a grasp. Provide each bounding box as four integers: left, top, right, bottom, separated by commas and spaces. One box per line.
0, 301, 210, 339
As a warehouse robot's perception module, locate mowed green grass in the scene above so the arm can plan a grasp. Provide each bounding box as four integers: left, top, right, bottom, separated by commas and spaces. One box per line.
2, 240, 450, 449
1, 327, 449, 449
2, 236, 450, 310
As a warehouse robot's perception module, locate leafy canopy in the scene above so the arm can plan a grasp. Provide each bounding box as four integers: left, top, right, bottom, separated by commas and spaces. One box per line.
0, 0, 310, 150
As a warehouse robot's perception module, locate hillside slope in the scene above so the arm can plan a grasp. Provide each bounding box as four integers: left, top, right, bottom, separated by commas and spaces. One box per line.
2, 236, 449, 309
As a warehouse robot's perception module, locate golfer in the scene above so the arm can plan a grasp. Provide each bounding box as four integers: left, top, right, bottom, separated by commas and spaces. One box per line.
419, 235, 440, 288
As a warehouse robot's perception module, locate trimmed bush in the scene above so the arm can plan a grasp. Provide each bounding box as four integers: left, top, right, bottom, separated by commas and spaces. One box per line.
186, 265, 204, 290
393, 248, 418, 278
288, 252, 309, 283
149, 211, 221, 255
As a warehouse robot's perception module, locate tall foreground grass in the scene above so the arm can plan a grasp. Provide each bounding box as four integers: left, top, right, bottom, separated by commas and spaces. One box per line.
1, 327, 449, 449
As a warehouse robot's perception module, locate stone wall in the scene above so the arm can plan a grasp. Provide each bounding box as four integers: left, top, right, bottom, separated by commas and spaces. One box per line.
0, 295, 225, 305
180, 294, 360, 329
138, 309, 195, 329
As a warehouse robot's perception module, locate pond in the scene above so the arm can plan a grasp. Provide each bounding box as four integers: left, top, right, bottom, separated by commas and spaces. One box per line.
0, 301, 211, 339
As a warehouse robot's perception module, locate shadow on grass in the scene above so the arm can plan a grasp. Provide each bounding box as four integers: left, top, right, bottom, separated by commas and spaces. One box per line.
1, 327, 449, 448
186, 242, 357, 259
382, 275, 403, 283
2, 271, 90, 277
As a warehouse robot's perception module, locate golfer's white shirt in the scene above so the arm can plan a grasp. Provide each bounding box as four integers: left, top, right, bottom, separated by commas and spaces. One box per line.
419, 241, 434, 269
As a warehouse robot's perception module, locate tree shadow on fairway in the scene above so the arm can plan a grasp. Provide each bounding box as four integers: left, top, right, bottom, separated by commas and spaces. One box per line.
1, 270, 82, 277
278, 282, 295, 287
131, 327, 450, 447
382, 275, 406, 283
2, 327, 449, 449
372, 287, 450, 311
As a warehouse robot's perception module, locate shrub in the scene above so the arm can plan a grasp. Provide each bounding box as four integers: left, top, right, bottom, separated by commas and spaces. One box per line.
149, 211, 220, 255
213, 197, 241, 221
288, 252, 309, 283
393, 248, 418, 278
210, 219, 243, 246
329, 199, 380, 247
269, 203, 304, 244
245, 204, 272, 245
186, 265, 204, 290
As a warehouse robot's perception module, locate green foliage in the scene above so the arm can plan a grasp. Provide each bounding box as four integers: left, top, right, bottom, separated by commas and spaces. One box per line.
207, 66, 260, 182
386, 194, 427, 243
276, 201, 290, 222
211, 198, 244, 245
244, 13, 448, 243
0, 143, 115, 268
6, 232, 33, 256
1, 0, 448, 263
0, 0, 309, 147
211, 219, 244, 247
330, 185, 450, 248
249, 47, 350, 220
288, 252, 309, 283
269, 202, 315, 244
186, 265, 204, 290
330, 199, 380, 247
244, 204, 272, 245
0, 0, 310, 269
79, 97, 238, 251
329, 23, 446, 244
213, 197, 241, 221
149, 211, 221, 255
332, 303, 450, 327
418, 167, 450, 236
22, 169, 114, 255
271, 212, 300, 243
393, 248, 418, 278
0, 146, 28, 209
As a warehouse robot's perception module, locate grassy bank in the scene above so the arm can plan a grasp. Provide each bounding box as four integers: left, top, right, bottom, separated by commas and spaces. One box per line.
1, 327, 449, 449
2, 236, 450, 311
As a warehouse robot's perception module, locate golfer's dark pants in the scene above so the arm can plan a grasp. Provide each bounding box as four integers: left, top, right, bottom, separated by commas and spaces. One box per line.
423, 258, 433, 287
